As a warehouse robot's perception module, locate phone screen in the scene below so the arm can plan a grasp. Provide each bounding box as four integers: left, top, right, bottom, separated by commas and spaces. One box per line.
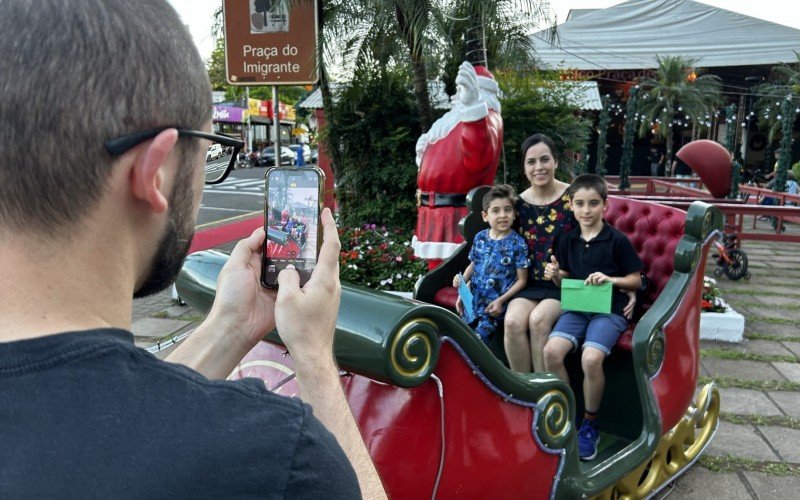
261, 167, 323, 288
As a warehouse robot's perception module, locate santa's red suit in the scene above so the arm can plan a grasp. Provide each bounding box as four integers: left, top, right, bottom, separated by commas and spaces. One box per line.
412, 64, 503, 268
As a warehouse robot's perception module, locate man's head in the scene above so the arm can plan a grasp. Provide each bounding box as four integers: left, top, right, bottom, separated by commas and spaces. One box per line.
1, 0, 212, 297
0, 0, 211, 236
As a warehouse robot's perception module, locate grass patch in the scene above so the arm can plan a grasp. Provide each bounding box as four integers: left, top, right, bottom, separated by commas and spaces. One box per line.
745, 315, 800, 326
734, 301, 800, 311
724, 288, 800, 298
698, 376, 800, 392
720, 413, 800, 431
699, 455, 800, 476
151, 311, 169, 319
748, 332, 800, 342
701, 348, 798, 364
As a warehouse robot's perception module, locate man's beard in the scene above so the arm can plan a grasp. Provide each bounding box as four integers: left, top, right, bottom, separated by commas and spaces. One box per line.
133, 164, 195, 299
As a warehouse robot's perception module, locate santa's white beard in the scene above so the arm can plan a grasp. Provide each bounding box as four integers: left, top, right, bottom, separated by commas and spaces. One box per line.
415, 91, 501, 167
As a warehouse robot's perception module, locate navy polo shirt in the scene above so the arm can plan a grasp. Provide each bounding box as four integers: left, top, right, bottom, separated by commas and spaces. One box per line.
554, 222, 643, 316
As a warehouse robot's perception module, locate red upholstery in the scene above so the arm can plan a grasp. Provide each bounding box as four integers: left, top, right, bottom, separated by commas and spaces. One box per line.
605, 196, 686, 351
432, 196, 687, 352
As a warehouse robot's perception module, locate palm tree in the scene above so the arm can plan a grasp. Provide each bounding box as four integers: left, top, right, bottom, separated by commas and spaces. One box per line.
753, 52, 800, 145
321, 0, 553, 132
432, 0, 553, 96
636, 55, 722, 169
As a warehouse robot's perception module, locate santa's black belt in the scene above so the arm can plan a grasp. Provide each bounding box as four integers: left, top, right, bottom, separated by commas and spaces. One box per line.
416, 190, 467, 208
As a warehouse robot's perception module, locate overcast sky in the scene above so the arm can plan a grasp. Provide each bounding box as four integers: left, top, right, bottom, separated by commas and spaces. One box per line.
167, 0, 800, 61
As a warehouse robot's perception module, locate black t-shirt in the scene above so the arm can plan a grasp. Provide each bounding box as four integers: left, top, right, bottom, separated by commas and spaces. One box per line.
0, 329, 360, 499
555, 223, 644, 316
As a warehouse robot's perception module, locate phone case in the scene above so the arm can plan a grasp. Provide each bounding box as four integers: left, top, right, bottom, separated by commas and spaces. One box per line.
261, 166, 326, 288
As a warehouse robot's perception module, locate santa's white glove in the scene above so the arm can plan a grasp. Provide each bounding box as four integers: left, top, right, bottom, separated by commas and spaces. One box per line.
456, 62, 480, 107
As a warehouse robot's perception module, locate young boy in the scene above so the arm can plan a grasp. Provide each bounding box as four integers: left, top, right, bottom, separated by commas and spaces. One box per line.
453, 185, 529, 344
542, 174, 643, 460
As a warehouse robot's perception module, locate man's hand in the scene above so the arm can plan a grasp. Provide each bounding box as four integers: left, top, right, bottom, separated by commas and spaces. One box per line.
167, 227, 278, 379
455, 61, 480, 107
274, 208, 341, 366
205, 228, 278, 347
543, 255, 560, 281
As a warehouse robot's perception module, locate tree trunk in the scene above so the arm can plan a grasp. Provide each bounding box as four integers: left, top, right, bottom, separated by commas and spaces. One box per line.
396, 4, 433, 132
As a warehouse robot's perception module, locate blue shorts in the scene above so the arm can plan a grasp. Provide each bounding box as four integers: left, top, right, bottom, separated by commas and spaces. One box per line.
550, 311, 629, 355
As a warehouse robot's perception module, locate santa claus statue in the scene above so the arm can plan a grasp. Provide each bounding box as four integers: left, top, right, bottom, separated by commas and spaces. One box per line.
411, 61, 503, 268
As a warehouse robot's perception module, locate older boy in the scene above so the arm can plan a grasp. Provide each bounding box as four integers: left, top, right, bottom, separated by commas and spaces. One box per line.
542, 174, 643, 460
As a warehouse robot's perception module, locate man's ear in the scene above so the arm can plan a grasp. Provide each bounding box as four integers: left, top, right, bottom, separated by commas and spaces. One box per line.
129, 129, 180, 214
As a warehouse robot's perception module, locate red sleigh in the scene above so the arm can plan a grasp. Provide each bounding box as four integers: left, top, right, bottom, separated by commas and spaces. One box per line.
177, 189, 722, 499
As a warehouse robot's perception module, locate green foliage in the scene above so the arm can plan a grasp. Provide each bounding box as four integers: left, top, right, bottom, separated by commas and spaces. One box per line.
496, 70, 591, 187
775, 97, 795, 192
328, 63, 421, 230
338, 223, 428, 290
595, 95, 611, 176
754, 52, 800, 143
636, 55, 722, 166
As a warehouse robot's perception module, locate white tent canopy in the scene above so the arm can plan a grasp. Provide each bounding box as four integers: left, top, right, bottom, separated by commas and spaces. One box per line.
531, 0, 800, 70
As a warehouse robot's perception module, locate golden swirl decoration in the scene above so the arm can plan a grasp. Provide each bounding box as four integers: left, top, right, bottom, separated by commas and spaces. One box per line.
701, 210, 714, 238
536, 390, 572, 449
388, 318, 440, 386
593, 383, 720, 500
645, 332, 665, 375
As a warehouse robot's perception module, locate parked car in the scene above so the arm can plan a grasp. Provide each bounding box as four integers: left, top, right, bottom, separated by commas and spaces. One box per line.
288, 144, 312, 164
206, 143, 223, 161
260, 146, 295, 166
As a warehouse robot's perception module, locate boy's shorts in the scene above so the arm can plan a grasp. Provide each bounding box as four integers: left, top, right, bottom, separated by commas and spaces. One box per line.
550, 311, 629, 355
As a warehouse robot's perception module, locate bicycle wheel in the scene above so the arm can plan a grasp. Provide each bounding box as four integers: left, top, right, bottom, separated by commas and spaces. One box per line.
723, 249, 749, 281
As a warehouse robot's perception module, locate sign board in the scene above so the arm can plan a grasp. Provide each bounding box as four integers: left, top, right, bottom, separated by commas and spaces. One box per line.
223, 0, 319, 85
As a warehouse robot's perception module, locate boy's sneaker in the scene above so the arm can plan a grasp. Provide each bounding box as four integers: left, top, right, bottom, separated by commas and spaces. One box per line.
578, 419, 600, 461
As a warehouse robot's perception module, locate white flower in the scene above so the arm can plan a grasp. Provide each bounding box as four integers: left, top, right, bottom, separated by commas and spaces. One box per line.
387, 278, 393, 284
396, 273, 402, 279
380, 279, 387, 286
404, 241, 410, 246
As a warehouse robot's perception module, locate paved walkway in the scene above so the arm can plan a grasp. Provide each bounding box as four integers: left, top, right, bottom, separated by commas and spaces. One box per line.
132, 218, 800, 499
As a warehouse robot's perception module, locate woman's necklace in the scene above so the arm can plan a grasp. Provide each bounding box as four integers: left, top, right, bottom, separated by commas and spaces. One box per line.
529, 186, 557, 221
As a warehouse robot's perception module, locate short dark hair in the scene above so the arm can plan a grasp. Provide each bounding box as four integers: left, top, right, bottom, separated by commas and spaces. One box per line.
482, 184, 517, 211
520, 134, 558, 163
0, 0, 211, 234
568, 174, 608, 201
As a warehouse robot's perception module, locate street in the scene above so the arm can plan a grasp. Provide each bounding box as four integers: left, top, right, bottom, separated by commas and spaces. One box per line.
198, 155, 266, 227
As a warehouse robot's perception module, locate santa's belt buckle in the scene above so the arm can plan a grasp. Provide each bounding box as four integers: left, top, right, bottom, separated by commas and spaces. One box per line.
416, 189, 422, 208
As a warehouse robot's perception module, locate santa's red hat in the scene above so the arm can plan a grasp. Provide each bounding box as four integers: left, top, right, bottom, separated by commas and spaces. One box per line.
473, 65, 499, 94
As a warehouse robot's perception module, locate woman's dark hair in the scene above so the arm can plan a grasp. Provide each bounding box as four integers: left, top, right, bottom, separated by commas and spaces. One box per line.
520, 134, 558, 163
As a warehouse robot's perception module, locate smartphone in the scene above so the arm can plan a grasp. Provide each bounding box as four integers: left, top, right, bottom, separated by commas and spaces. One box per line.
261, 166, 325, 288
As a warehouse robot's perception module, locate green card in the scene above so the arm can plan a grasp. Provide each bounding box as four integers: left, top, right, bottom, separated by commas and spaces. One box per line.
561, 279, 612, 314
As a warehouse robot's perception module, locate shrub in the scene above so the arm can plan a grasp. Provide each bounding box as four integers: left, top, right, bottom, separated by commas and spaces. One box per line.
338, 223, 428, 292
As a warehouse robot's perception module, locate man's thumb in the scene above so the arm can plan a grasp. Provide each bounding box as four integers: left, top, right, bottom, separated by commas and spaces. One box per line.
551, 255, 558, 265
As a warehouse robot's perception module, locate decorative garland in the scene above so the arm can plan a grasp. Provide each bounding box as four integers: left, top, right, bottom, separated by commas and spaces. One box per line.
595, 95, 611, 177
619, 86, 638, 190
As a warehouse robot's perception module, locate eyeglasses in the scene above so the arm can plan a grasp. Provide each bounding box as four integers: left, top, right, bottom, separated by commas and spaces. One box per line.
104, 127, 245, 185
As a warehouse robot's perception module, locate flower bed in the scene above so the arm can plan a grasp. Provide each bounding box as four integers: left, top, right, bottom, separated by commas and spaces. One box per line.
699, 276, 744, 342
338, 223, 428, 292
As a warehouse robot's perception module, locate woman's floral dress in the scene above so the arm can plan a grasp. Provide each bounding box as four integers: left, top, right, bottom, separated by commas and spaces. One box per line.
515, 190, 576, 301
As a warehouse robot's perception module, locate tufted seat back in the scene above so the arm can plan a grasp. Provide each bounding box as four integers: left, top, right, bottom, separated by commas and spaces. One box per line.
605, 196, 686, 350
